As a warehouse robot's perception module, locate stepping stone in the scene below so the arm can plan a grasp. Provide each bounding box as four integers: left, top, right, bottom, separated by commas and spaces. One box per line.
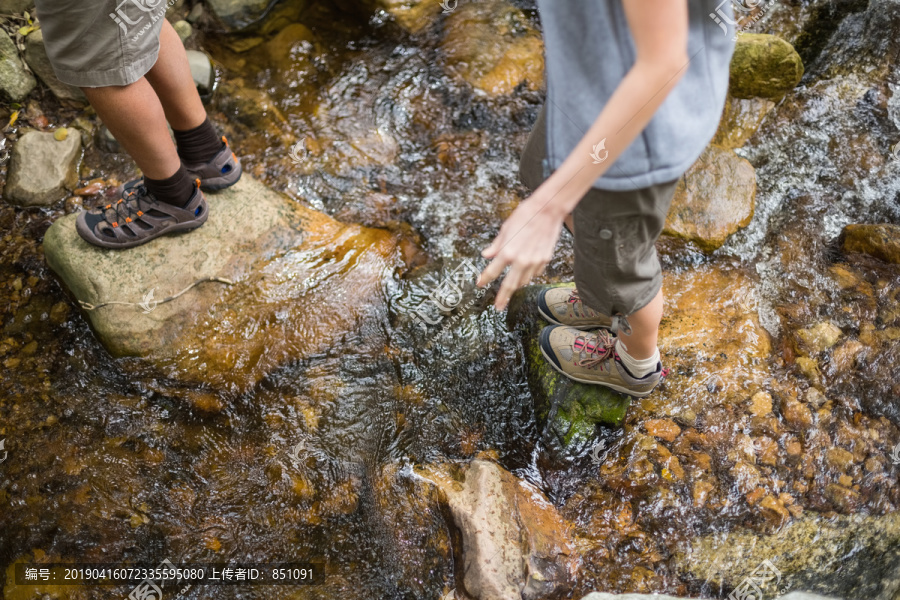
507, 284, 631, 449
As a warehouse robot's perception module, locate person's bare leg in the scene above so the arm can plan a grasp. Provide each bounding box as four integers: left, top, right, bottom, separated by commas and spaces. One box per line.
617, 288, 663, 360
144, 19, 206, 131
81, 82, 181, 180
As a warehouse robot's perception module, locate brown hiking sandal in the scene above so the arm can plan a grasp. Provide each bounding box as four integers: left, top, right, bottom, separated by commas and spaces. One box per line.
537, 286, 632, 334
76, 179, 207, 249
539, 325, 666, 398
184, 136, 242, 192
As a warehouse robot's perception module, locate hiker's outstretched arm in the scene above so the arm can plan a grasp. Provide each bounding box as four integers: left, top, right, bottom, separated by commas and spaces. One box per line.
479, 0, 690, 310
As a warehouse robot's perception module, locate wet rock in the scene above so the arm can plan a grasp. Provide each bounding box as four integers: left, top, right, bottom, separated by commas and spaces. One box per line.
186, 50, 214, 96
676, 512, 900, 599
795, 356, 821, 385
441, 0, 544, 97
215, 79, 294, 146
43, 175, 412, 395
507, 285, 632, 448
370, 463, 457, 599
4, 129, 81, 206
796, 321, 843, 355
205, 0, 278, 30
376, 0, 441, 33
840, 224, 900, 265
825, 447, 854, 472
658, 266, 773, 404
749, 391, 774, 416
0, 29, 36, 102
712, 95, 776, 149
415, 459, 578, 600
729, 33, 804, 100
662, 145, 756, 252
643, 419, 681, 443
23, 28, 87, 104
781, 395, 813, 429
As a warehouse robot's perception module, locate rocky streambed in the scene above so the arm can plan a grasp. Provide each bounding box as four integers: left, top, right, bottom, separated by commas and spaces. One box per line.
0, 0, 899, 599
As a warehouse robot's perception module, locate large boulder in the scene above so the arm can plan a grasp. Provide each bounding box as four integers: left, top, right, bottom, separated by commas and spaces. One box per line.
840, 223, 900, 264
23, 28, 86, 104
730, 33, 804, 100
674, 511, 900, 600
0, 29, 36, 102
507, 284, 633, 449
43, 175, 412, 397
441, 0, 544, 97
413, 459, 579, 600
4, 129, 81, 206
663, 145, 757, 252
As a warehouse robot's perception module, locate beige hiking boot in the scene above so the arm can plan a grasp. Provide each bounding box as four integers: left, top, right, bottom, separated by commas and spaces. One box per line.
537, 286, 631, 333
539, 325, 665, 398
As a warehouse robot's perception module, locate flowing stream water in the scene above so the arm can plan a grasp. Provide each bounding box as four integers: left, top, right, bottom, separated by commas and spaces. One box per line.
1, 0, 899, 598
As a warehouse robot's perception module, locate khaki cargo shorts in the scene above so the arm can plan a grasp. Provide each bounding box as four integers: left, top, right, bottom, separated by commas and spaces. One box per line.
519, 105, 677, 317
34, 0, 166, 87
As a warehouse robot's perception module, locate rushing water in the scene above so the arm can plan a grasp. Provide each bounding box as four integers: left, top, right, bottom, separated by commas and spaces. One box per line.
1, 0, 899, 598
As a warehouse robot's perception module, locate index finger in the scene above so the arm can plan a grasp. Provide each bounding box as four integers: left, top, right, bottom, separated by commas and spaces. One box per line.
477, 255, 509, 288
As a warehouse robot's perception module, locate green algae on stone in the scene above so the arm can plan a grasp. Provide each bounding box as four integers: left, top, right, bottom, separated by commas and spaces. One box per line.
507, 285, 631, 447
730, 33, 804, 100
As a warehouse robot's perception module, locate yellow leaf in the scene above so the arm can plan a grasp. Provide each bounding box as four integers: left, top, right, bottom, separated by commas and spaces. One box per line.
8, 110, 19, 127
17, 24, 35, 37
54, 128, 68, 141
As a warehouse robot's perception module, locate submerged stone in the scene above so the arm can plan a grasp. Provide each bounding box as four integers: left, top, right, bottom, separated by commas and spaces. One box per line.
840, 223, 900, 265
663, 145, 756, 252
441, 0, 544, 97
507, 285, 632, 447
206, 0, 280, 30
413, 458, 578, 600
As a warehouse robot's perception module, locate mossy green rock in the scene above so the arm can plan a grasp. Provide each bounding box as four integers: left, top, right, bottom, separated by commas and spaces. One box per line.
730, 33, 804, 100
507, 285, 631, 447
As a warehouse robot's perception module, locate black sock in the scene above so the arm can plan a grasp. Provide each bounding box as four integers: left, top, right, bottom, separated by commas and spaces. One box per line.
145, 165, 196, 208
173, 119, 223, 166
